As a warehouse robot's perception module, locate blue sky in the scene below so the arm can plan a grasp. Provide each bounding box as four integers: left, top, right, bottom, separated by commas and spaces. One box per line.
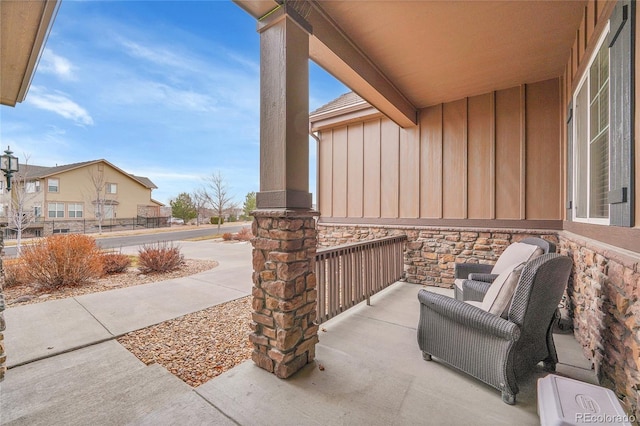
0, 0, 348, 205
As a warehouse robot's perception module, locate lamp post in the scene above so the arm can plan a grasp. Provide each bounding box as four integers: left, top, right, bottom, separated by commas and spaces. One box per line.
0, 146, 19, 191
0, 146, 15, 382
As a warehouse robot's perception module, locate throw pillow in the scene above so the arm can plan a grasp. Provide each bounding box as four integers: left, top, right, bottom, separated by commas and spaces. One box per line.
491, 243, 538, 275
481, 261, 526, 318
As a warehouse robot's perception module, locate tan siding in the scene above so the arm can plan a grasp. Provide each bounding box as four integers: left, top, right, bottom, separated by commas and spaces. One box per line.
318, 131, 333, 217
399, 126, 420, 218
347, 124, 364, 217
332, 127, 348, 217
526, 80, 562, 219
380, 119, 399, 218
419, 105, 443, 218
363, 119, 381, 217
43, 162, 154, 219
318, 80, 562, 223
495, 86, 524, 219
442, 99, 467, 219
578, 8, 586, 62
467, 93, 495, 219
586, 1, 595, 45
571, 38, 578, 78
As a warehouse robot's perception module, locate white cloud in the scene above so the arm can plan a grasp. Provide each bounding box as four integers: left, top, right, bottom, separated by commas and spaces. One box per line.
28, 86, 94, 125
39, 49, 75, 80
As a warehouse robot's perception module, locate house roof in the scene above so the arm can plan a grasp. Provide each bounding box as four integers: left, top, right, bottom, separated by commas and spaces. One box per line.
17, 159, 157, 189
310, 92, 367, 116
1, 0, 60, 107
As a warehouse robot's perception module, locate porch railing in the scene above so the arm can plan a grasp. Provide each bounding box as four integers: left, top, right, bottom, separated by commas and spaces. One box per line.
315, 235, 407, 324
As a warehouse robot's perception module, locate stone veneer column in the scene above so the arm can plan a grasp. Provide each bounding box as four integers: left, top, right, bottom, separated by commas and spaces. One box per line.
250, 209, 318, 378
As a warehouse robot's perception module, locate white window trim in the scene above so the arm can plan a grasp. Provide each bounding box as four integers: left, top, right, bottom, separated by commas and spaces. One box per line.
572, 24, 610, 226
48, 178, 59, 193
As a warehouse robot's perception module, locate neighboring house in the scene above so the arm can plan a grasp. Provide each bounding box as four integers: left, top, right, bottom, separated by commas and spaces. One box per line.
0, 159, 164, 236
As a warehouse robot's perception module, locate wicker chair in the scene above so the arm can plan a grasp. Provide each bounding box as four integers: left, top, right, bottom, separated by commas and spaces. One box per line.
454, 237, 556, 302
417, 253, 572, 405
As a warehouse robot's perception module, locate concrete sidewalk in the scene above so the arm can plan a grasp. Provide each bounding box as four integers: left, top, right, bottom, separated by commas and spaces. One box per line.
3, 240, 253, 368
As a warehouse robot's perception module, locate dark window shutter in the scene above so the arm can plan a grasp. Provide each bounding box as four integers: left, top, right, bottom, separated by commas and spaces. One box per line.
608, 0, 635, 227
566, 103, 573, 221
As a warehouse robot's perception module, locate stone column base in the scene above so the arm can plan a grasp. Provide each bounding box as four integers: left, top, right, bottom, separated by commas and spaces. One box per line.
250, 209, 319, 378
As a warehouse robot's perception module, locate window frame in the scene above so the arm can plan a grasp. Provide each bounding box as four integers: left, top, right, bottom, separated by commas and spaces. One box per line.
106, 183, 117, 194
47, 202, 64, 218
68, 203, 83, 218
572, 25, 611, 226
48, 178, 59, 193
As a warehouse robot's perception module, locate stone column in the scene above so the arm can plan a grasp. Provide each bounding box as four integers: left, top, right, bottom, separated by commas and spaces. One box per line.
250, 210, 318, 378
250, 4, 318, 378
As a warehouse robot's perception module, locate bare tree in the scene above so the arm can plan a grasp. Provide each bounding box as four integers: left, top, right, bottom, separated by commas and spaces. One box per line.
192, 187, 208, 226
7, 156, 40, 256
86, 166, 117, 234
204, 171, 237, 232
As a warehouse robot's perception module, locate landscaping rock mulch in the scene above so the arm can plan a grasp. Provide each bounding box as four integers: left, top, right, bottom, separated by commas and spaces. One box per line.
3, 259, 219, 307
117, 296, 252, 387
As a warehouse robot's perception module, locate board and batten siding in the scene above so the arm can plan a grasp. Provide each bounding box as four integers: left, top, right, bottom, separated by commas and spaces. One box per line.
317, 78, 562, 222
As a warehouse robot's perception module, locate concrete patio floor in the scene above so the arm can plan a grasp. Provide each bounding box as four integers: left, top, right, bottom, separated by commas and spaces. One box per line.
199, 282, 597, 426
1, 281, 597, 425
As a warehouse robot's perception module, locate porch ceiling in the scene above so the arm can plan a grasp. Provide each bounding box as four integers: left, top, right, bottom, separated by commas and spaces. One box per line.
0, 0, 59, 107
236, 0, 585, 126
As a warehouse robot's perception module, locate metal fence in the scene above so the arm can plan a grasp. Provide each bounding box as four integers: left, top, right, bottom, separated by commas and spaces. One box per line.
2, 216, 171, 239
315, 235, 407, 324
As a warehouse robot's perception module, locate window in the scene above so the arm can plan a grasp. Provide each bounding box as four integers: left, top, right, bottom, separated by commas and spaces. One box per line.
104, 204, 115, 219
573, 29, 609, 224
48, 202, 64, 218
26, 181, 41, 193
106, 183, 117, 194
34, 204, 42, 218
48, 178, 59, 192
68, 203, 83, 218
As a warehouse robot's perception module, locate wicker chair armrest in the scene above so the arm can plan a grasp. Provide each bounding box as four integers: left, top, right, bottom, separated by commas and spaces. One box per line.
467, 273, 498, 283
418, 290, 520, 341
461, 279, 492, 302
454, 263, 493, 279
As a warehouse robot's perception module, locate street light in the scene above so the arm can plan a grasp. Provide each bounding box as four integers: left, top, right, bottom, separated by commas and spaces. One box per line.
0, 146, 19, 191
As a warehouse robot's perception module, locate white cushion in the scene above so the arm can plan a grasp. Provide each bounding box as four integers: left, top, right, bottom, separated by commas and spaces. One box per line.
465, 300, 483, 309
454, 278, 465, 291
481, 262, 526, 318
491, 243, 539, 275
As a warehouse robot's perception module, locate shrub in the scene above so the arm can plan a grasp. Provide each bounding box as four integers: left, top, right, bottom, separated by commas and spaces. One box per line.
235, 227, 253, 241
222, 233, 233, 241
137, 242, 184, 274
3, 258, 29, 287
210, 216, 224, 225
20, 234, 104, 288
102, 252, 132, 274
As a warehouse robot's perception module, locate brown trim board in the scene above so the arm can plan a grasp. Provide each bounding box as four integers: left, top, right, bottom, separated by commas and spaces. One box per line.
563, 221, 640, 254
318, 217, 563, 230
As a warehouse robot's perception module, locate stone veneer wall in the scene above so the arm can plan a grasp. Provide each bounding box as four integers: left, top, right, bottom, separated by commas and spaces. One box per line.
317, 223, 557, 287
558, 232, 639, 419
318, 223, 639, 418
